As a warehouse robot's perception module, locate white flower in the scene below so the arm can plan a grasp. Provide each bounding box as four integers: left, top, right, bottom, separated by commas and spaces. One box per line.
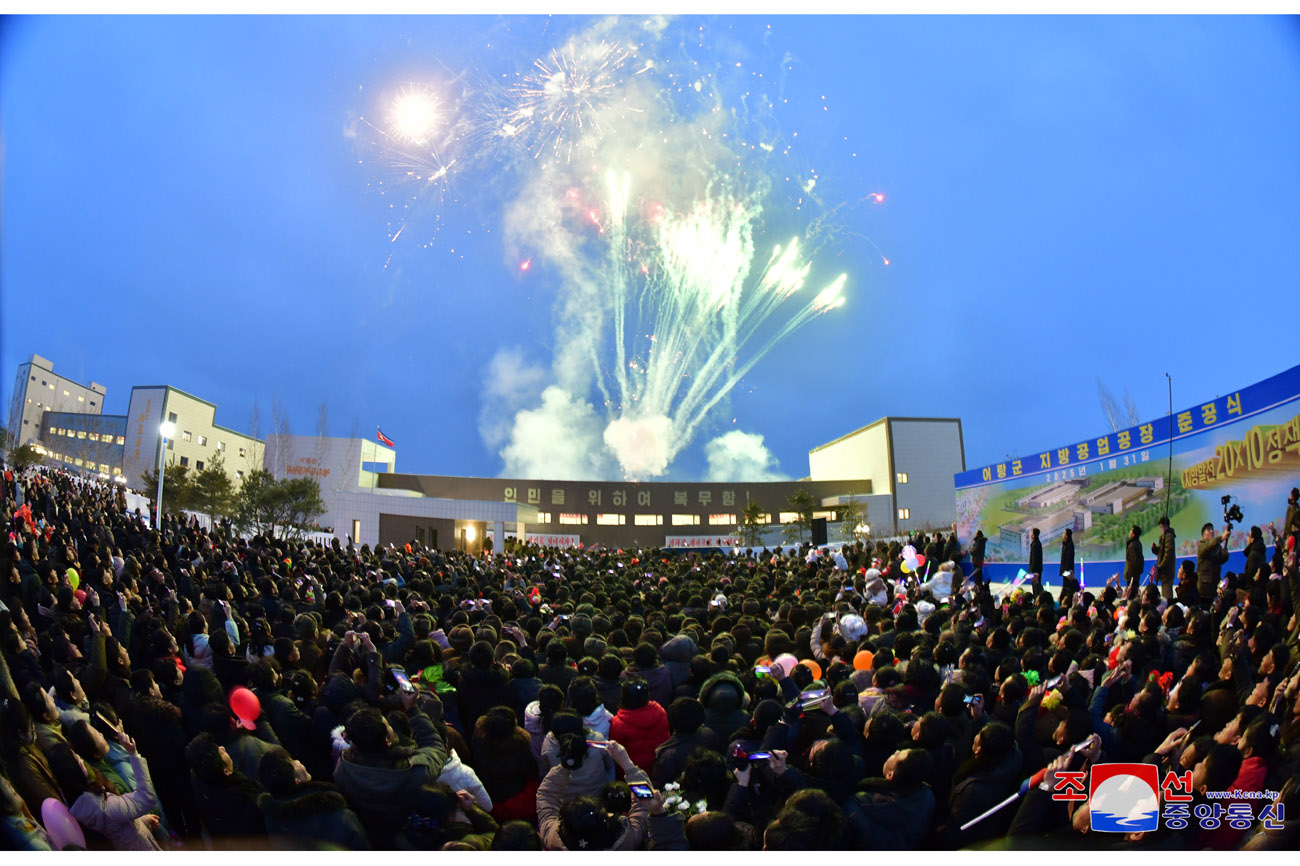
696, 802, 708, 814
677, 800, 690, 812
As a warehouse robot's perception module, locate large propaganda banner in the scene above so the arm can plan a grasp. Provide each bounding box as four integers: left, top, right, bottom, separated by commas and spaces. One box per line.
954, 364, 1300, 588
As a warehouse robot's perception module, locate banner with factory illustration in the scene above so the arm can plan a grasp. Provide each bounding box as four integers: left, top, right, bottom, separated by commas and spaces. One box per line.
954, 364, 1300, 587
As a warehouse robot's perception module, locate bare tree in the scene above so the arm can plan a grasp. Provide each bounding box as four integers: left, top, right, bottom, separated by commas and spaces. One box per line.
1097, 379, 1123, 433
314, 400, 330, 469
334, 416, 361, 493
247, 398, 264, 475
270, 396, 293, 479
1123, 389, 1141, 427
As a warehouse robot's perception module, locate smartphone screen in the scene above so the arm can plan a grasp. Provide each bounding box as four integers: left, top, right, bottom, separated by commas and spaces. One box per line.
754, 665, 771, 674
391, 669, 414, 693
962, 694, 974, 704
585, 740, 609, 750
629, 783, 655, 799
748, 752, 772, 761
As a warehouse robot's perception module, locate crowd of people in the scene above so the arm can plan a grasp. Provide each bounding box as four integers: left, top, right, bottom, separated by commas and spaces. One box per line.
3, 460, 1300, 851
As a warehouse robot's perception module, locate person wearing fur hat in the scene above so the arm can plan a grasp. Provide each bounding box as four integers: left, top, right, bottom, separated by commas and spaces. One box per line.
698, 671, 750, 744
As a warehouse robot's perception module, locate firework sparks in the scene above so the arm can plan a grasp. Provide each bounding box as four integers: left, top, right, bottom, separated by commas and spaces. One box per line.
500, 38, 645, 162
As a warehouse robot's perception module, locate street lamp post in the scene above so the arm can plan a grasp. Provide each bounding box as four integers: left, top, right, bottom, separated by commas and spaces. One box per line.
155, 421, 175, 528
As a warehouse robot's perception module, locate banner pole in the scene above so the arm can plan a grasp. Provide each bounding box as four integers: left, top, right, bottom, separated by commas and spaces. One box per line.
1165, 373, 1173, 519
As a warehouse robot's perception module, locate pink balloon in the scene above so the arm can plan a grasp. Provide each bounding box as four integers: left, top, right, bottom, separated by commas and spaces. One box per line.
773, 653, 798, 678
41, 798, 85, 850
229, 687, 261, 730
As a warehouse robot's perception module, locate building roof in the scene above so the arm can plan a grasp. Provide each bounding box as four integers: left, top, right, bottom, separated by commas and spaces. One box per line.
807, 416, 963, 454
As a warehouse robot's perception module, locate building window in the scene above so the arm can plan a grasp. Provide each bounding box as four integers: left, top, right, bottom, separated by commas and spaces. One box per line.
76, 431, 86, 439
708, 514, 737, 526
115, 436, 125, 445
168, 412, 178, 423
182, 431, 192, 442
558, 513, 588, 525
755, 513, 772, 524
99, 464, 109, 473
89, 401, 94, 407
898, 508, 911, 520
633, 514, 663, 526
535, 512, 552, 524
167, 439, 174, 450
114, 467, 122, 476
199, 435, 207, 446
30, 375, 35, 381
48, 383, 54, 390
63, 389, 70, 397
74, 458, 83, 467
26, 398, 31, 404
179, 456, 189, 467
236, 470, 245, 479
239, 447, 246, 458
778, 512, 799, 524
897, 473, 908, 484
196, 460, 205, 471
88, 433, 99, 442
671, 514, 700, 526
41, 380, 47, 387
596, 513, 626, 526
217, 441, 226, 451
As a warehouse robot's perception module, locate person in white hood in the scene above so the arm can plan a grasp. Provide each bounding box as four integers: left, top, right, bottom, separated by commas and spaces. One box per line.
918, 562, 955, 601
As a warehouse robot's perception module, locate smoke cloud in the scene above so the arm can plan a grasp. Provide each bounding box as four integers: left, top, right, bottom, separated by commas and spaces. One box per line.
704, 430, 788, 482
500, 385, 611, 480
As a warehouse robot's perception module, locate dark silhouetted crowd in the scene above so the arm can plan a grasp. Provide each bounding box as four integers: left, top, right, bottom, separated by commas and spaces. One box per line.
3, 462, 1300, 851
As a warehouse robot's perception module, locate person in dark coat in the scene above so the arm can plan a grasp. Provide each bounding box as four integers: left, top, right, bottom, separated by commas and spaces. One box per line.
1124, 525, 1145, 596
248, 659, 320, 769
256, 747, 369, 850
651, 698, 719, 787
659, 634, 698, 690
621, 643, 674, 709
939, 722, 1024, 847
970, 531, 987, 583
1242, 525, 1267, 585
1057, 528, 1077, 605
1197, 522, 1232, 599
468, 706, 539, 822
457, 642, 515, 738
537, 641, 577, 694
1027, 528, 1043, 590
332, 695, 450, 848
698, 672, 749, 744
185, 732, 267, 842
1152, 516, 1177, 600
841, 748, 937, 850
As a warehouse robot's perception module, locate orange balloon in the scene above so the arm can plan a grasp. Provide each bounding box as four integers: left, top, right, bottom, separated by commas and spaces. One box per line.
800, 659, 823, 681
853, 650, 874, 671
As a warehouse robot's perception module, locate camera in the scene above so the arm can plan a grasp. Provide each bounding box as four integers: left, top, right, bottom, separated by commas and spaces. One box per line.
1222, 494, 1244, 529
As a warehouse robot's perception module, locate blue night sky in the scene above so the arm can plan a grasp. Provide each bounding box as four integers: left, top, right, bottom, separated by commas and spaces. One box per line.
3, 15, 1300, 481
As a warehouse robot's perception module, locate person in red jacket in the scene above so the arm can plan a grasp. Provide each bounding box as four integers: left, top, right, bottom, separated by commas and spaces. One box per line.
608, 678, 668, 774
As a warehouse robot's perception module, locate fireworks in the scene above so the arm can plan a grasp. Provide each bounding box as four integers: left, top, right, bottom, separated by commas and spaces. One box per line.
594, 170, 848, 479
498, 38, 645, 162
353, 19, 875, 480
387, 86, 441, 146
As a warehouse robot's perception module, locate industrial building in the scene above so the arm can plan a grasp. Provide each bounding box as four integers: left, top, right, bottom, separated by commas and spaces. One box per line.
274, 417, 966, 551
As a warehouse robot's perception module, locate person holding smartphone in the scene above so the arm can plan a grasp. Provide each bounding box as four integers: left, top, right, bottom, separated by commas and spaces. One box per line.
536, 739, 652, 850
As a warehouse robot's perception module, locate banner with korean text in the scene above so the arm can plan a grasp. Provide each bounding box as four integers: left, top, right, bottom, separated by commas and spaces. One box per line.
954, 364, 1300, 587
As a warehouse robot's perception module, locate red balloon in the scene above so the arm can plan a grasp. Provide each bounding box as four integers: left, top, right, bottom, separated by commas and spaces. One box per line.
915, 554, 927, 568
229, 687, 261, 729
